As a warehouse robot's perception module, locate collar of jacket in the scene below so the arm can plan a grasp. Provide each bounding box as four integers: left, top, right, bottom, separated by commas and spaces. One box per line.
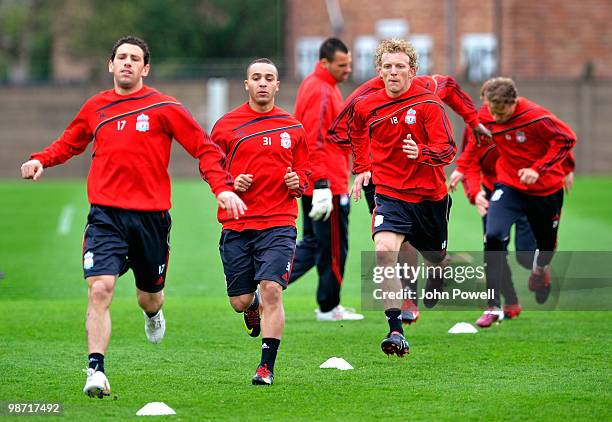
313, 63, 338, 86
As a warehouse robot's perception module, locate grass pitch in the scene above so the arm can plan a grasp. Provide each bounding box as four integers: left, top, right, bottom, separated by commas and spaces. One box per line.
0, 177, 610, 421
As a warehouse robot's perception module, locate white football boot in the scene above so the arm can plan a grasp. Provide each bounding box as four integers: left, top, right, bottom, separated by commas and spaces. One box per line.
316, 305, 364, 321
144, 310, 166, 344
83, 368, 111, 398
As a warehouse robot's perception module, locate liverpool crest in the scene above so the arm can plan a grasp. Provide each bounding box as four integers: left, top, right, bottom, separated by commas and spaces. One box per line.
136, 113, 150, 132
280, 132, 291, 149
405, 108, 416, 125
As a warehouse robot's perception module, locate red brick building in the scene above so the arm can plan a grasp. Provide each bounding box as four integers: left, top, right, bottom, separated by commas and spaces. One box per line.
286, 0, 612, 81
4, 0, 609, 177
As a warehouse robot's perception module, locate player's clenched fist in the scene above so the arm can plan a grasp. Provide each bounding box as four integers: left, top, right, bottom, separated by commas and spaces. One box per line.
20, 159, 44, 181
518, 168, 539, 185
233, 174, 253, 192
402, 135, 419, 159
284, 167, 299, 190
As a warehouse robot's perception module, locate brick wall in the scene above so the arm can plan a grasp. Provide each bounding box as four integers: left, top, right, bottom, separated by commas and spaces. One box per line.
285, 0, 612, 80
2, 79, 610, 180
286, 0, 450, 76
504, 0, 612, 79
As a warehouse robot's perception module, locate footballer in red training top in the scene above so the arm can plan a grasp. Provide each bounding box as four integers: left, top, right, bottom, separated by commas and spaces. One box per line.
290, 38, 362, 322
349, 39, 456, 357
452, 125, 575, 327
20, 35, 245, 399
329, 73, 489, 213
328, 70, 488, 326
477, 77, 576, 320
210, 58, 310, 386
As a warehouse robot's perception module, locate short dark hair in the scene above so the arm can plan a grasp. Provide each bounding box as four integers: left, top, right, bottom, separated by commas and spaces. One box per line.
110, 36, 150, 65
246, 58, 278, 78
319, 37, 348, 61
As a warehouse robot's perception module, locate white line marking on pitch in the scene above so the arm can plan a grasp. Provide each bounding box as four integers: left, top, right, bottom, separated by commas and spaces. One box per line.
57, 204, 75, 236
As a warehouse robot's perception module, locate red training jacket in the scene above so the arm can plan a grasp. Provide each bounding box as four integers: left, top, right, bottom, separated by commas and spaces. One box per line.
329, 74, 479, 145
211, 103, 311, 231
456, 129, 501, 203
477, 97, 576, 196
457, 127, 576, 204
30, 85, 231, 211
349, 82, 456, 202
294, 64, 349, 195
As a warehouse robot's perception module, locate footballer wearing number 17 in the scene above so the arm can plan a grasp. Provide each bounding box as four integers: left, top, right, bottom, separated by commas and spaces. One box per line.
210, 58, 310, 385
20, 36, 246, 399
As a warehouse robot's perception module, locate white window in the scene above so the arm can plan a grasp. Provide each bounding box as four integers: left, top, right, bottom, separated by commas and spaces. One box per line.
375, 19, 409, 39
372, 20, 432, 76
461, 33, 497, 82
409, 34, 433, 75
295, 36, 325, 80
353, 35, 378, 82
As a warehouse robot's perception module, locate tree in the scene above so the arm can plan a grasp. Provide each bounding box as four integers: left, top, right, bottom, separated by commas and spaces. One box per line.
0, 0, 284, 82
71, 0, 284, 79
0, 0, 51, 83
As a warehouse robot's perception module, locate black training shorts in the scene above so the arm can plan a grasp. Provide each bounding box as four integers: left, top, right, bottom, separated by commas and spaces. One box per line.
219, 226, 297, 297
372, 193, 451, 264
82, 205, 171, 293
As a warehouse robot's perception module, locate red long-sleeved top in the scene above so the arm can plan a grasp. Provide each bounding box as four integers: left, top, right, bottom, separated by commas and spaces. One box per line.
211, 103, 310, 231
30, 85, 231, 211
477, 97, 576, 196
329, 74, 479, 145
457, 127, 576, 203
294, 65, 349, 195
456, 130, 500, 203
349, 83, 456, 202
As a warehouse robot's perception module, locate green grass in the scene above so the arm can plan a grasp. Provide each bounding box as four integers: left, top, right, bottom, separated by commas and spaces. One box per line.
0, 177, 610, 421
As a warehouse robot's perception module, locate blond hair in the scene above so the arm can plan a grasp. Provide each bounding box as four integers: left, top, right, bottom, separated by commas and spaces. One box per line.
481, 77, 518, 104
374, 38, 418, 69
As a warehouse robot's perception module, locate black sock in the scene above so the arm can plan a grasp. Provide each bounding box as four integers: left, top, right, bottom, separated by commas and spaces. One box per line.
385, 309, 403, 334
88, 353, 105, 373
145, 311, 159, 318
260, 338, 280, 373
248, 292, 260, 311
